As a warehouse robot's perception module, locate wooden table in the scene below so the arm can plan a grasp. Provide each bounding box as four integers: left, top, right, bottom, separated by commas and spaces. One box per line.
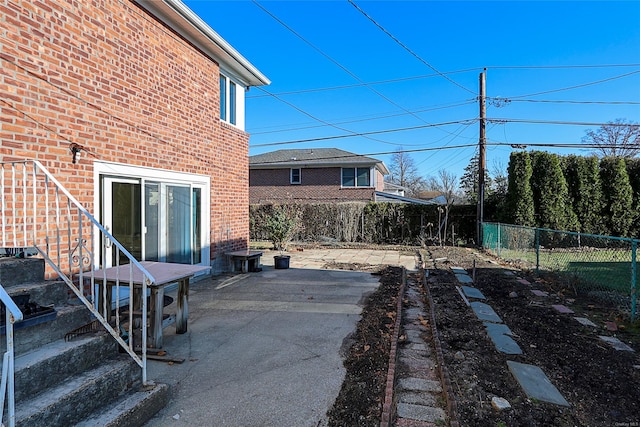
95, 261, 210, 349
225, 250, 263, 273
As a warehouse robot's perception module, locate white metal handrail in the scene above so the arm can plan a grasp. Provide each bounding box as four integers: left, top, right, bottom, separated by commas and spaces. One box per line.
0, 285, 23, 427
0, 160, 152, 385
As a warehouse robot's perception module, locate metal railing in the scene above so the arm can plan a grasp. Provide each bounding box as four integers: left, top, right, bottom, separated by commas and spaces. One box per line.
482, 222, 638, 321
1, 160, 152, 384
0, 286, 23, 427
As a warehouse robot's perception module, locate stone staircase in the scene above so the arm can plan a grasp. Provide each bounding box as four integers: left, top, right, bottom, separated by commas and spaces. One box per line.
0, 256, 168, 427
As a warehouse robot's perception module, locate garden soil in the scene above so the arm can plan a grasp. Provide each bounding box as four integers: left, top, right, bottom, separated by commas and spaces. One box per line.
326, 246, 640, 427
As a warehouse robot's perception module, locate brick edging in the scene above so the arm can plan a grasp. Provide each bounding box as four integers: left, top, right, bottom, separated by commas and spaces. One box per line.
422, 267, 461, 427
380, 266, 407, 427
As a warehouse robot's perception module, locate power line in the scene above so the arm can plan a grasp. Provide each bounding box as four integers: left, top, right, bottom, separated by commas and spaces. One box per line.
250, 144, 480, 165
505, 70, 640, 99
247, 70, 480, 99
255, 86, 414, 147
488, 118, 639, 127
348, 0, 476, 95
488, 98, 640, 106
250, 119, 477, 147
488, 141, 640, 149
251, 0, 456, 137
250, 100, 476, 135
487, 63, 640, 70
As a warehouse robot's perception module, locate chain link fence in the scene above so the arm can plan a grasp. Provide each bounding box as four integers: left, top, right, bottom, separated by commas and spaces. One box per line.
482, 222, 638, 321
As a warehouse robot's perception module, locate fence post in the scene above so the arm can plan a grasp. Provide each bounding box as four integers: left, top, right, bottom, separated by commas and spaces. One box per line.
535, 228, 540, 274
497, 223, 501, 258
632, 240, 637, 322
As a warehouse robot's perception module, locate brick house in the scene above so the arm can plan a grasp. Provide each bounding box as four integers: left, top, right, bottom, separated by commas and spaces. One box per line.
249, 148, 393, 204
1, 0, 269, 272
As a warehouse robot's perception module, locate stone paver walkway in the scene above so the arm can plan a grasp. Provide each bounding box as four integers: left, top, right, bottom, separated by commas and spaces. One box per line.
393, 271, 449, 427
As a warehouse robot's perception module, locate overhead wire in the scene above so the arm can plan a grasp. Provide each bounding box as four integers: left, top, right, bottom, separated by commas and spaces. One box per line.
250, 99, 476, 135
251, 0, 464, 139
500, 70, 640, 99
348, 0, 476, 95
250, 118, 477, 147
488, 98, 640, 105
249, 144, 480, 165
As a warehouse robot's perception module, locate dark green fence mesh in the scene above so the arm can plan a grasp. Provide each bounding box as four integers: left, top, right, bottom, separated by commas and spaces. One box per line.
483, 222, 638, 321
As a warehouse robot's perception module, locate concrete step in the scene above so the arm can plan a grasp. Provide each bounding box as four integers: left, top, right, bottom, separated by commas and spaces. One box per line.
0, 257, 45, 286
13, 333, 118, 401
76, 382, 170, 427
15, 357, 141, 427
2, 304, 94, 356
5, 279, 71, 307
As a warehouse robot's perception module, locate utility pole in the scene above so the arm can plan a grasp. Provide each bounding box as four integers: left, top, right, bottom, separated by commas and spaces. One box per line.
477, 70, 486, 246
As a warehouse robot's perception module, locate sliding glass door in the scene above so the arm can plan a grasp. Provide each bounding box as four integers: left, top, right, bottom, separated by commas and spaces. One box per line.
101, 176, 204, 268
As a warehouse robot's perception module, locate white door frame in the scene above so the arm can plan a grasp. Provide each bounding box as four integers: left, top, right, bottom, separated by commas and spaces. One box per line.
93, 161, 211, 270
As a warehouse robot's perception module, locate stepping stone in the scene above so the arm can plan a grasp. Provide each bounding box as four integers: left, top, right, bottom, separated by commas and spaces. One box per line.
470, 301, 502, 323
517, 278, 531, 285
451, 267, 467, 275
484, 322, 522, 354
605, 321, 618, 331
574, 317, 597, 327
503, 270, 516, 276
552, 304, 575, 314
454, 273, 474, 284
396, 402, 446, 423
398, 377, 442, 393
531, 290, 548, 297
397, 391, 438, 406
405, 330, 424, 343
461, 286, 486, 300
599, 336, 635, 352
507, 361, 570, 406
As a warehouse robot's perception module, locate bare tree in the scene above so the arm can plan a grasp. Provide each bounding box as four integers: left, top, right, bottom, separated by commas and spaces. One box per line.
428, 169, 458, 244
387, 148, 426, 196
583, 118, 640, 158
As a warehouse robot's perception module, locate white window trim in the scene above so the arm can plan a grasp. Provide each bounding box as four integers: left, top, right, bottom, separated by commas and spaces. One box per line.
220, 72, 245, 130
290, 168, 301, 184
93, 161, 211, 268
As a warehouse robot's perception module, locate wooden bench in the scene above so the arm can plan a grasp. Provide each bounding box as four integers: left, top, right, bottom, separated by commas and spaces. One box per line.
226, 250, 263, 273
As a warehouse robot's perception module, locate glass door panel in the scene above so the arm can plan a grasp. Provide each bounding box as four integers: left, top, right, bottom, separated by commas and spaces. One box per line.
144, 182, 160, 262
165, 185, 191, 264
103, 177, 141, 267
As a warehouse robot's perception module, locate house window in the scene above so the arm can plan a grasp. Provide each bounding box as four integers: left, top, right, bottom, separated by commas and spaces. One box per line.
220, 73, 239, 126
219, 75, 227, 122
290, 168, 301, 184
342, 167, 371, 187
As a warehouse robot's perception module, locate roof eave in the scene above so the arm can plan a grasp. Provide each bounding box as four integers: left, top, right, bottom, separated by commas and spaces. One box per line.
135, 0, 270, 87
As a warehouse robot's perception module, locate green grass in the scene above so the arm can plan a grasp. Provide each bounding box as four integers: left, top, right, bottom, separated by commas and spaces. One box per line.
497, 248, 636, 293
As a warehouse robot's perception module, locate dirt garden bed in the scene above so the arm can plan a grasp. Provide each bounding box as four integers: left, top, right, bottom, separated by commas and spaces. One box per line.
326, 246, 640, 427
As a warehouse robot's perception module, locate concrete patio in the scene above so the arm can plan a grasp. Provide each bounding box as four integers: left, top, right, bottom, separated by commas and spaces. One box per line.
144, 248, 417, 426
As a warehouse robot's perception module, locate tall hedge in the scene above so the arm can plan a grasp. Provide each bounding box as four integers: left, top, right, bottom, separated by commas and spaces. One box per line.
563, 155, 605, 234
530, 152, 577, 231
600, 157, 635, 237
249, 202, 477, 246
505, 151, 534, 226
625, 158, 640, 236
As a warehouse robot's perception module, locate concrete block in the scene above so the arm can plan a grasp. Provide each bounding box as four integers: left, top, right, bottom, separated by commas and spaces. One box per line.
461, 286, 486, 300
470, 301, 502, 323
507, 361, 569, 406
599, 336, 635, 352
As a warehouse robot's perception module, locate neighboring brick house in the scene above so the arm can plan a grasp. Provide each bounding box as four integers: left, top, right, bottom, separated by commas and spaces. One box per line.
1, 0, 269, 272
249, 148, 391, 204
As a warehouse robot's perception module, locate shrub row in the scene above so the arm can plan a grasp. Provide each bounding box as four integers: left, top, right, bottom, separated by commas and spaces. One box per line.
250, 202, 478, 246
500, 152, 640, 238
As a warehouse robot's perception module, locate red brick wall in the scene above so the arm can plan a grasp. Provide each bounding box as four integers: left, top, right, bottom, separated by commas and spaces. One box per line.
0, 0, 250, 262
250, 167, 376, 203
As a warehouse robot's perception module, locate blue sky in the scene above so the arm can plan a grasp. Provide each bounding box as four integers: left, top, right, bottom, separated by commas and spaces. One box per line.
184, 0, 640, 185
